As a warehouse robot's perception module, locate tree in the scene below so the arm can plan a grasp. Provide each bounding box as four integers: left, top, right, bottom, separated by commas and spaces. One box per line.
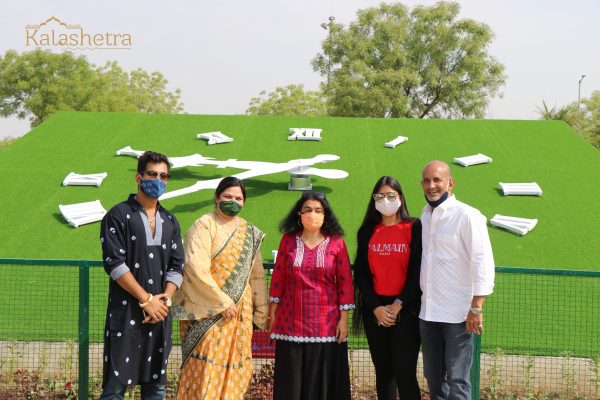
312, 2, 505, 118
128, 68, 183, 114
0, 50, 96, 126
581, 91, 600, 149
246, 84, 327, 117
0, 137, 16, 149
0, 50, 183, 127
537, 95, 600, 150
536, 100, 577, 126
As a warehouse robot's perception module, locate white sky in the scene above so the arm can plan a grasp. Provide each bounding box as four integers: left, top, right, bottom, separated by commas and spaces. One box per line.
1, 0, 599, 139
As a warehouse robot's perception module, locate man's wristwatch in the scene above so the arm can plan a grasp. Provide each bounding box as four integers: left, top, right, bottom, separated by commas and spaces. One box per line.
470, 307, 483, 315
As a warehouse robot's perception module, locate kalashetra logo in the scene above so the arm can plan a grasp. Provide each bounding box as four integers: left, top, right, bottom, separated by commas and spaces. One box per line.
25, 16, 132, 50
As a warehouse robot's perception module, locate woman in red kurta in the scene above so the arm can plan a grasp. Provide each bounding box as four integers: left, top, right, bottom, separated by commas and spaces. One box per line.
268, 191, 354, 400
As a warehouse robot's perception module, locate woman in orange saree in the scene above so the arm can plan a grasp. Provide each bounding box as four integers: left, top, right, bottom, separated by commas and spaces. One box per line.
172, 177, 267, 399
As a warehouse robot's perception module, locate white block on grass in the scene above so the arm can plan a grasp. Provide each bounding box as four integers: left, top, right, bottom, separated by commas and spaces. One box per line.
62, 172, 107, 187
384, 136, 408, 148
272, 250, 278, 263
115, 146, 145, 158
59, 200, 107, 228
454, 153, 492, 167
288, 128, 322, 141
490, 214, 538, 236
196, 132, 233, 145
499, 182, 543, 196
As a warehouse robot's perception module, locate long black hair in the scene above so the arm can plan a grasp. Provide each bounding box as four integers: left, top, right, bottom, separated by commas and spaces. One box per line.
353, 176, 413, 334
279, 191, 344, 236
357, 175, 413, 237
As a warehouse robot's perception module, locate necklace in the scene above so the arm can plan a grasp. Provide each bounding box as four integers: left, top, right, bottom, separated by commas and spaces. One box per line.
135, 195, 158, 223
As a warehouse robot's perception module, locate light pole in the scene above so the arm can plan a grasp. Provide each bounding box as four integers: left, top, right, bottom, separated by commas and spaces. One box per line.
321, 16, 335, 85
577, 74, 586, 129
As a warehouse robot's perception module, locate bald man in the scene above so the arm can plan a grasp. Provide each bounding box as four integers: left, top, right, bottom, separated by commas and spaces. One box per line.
418, 161, 495, 400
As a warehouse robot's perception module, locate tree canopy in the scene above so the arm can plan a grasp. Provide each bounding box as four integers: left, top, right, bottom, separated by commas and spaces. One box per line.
536, 100, 578, 126
580, 91, 600, 148
0, 50, 183, 127
311, 2, 505, 118
537, 93, 600, 150
246, 84, 327, 117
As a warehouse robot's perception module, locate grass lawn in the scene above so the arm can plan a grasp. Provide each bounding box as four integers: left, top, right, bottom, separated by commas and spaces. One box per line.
1, 111, 599, 271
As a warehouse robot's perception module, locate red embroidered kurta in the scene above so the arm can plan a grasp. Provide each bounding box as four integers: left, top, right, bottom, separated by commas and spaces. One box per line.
269, 233, 355, 342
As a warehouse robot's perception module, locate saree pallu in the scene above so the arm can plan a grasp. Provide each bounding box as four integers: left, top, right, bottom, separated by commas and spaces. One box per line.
175, 217, 264, 400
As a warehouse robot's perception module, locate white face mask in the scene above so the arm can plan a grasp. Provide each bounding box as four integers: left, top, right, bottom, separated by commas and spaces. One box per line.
375, 197, 401, 217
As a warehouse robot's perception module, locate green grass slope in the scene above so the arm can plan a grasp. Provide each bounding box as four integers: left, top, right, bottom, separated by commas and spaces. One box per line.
1, 111, 599, 270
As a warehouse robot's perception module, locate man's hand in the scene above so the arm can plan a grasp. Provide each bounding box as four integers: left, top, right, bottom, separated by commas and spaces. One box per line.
142, 293, 169, 324
467, 296, 486, 334
466, 311, 484, 334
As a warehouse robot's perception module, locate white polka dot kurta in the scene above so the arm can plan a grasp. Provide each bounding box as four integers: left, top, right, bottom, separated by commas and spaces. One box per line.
100, 194, 184, 387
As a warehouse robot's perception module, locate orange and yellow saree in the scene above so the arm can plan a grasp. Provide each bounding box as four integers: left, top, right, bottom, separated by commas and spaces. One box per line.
173, 212, 267, 399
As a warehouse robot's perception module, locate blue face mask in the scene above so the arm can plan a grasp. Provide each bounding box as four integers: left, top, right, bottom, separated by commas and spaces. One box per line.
140, 178, 167, 199
426, 191, 449, 208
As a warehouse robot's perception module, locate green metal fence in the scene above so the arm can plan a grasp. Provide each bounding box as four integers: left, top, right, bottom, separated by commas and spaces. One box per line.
0, 259, 598, 399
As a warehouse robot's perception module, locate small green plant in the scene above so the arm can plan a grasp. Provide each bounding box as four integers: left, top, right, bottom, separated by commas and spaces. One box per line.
590, 355, 600, 400
124, 384, 140, 399
88, 372, 104, 399
5, 341, 23, 385
61, 340, 77, 384
36, 342, 49, 379
166, 368, 180, 398
561, 351, 576, 399
521, 354, 535, 398
487, 347, 505, 399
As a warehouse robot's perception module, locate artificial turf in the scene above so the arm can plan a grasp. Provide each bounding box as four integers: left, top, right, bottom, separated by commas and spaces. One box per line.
2, 112, 599, 356
1, 111, 599, 272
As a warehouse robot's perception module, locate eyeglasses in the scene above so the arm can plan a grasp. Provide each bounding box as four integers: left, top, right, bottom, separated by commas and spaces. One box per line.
142, 170, 171, 181
300, 207, 324, 215
373, 192, 399, 202
301, 191, 325, 200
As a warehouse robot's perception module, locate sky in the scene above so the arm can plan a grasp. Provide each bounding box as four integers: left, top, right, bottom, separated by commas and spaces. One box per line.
1, 0, 599, 139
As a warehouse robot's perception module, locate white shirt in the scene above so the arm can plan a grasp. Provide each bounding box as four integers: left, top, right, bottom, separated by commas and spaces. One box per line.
419, 195, 495, 323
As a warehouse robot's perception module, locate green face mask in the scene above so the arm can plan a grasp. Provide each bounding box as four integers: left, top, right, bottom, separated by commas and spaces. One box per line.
218, 200, 242, 216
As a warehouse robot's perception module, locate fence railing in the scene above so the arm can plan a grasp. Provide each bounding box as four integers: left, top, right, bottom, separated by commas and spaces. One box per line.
0, 259, 598, 399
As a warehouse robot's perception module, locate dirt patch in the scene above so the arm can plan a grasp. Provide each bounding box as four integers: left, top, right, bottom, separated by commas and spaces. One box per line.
1, 341, 599, 398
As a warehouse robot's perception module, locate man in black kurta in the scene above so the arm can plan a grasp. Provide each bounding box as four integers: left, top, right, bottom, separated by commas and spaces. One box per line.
100, 151, 184, 399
